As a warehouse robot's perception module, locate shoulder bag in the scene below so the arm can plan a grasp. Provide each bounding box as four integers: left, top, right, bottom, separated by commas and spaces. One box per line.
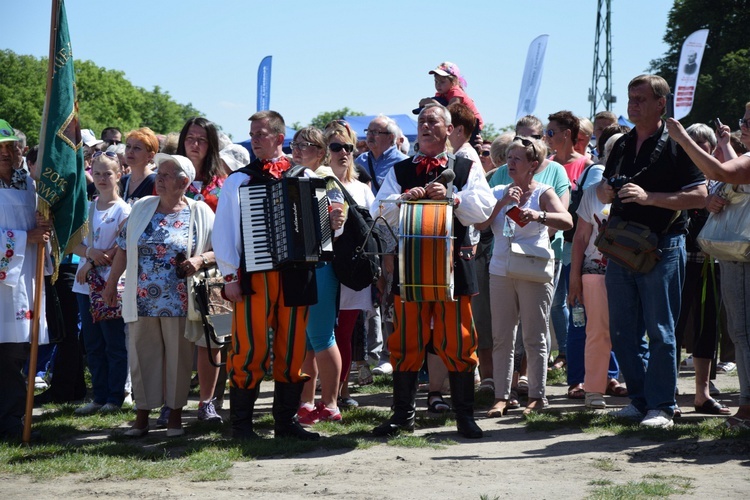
697, 184, 750, 261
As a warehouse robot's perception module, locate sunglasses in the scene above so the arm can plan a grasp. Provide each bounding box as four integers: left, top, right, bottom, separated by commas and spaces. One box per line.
290, 141, 321, 151
740, 119, 750, 129
513, 136, 534, 147
326, 119, 354, 136
530, 134, 543, 140
480, 150, 491, 157
545, 129, 556, 137
92, 150, 120, 162
328, 142, 354, 153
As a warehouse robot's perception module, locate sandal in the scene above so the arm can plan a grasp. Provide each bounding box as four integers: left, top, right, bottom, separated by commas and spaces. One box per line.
517, 376, 529, 396
606, 379, 628, 397
486, 399, 508, 418
427, 392, 451, 413
694, 398, 731, 416
508, 390, 521, 409
523, 398, 547, 416
724, 416, 750, 430
567, 383, 585, 399
548, 355, 566, 371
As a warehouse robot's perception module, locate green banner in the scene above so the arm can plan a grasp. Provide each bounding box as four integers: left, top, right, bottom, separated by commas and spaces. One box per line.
38, 0, 87, 267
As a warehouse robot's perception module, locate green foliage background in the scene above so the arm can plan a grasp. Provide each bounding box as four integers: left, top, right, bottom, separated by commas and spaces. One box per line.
649, 0, 750, 126
0, 50, 201, 146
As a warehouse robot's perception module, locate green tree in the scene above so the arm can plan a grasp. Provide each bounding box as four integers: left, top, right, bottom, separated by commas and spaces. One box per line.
0, 50, 47, 145
0, 50, 202, 146
309, 107, 365, 129
649, 0, 750, 126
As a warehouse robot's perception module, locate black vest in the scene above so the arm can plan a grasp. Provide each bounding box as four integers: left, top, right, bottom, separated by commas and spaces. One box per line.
392, 155, 478, 297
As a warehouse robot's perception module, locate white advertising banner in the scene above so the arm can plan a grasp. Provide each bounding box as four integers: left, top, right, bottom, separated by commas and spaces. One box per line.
674, 29, 709, 120
515, 34, 549, 121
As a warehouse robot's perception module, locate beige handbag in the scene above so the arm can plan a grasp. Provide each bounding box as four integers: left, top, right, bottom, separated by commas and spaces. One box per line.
506, 242, 554, 283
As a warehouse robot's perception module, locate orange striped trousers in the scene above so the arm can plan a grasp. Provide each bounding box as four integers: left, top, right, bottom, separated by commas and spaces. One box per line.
228, 271, 309, 389
388, 295, 478, 373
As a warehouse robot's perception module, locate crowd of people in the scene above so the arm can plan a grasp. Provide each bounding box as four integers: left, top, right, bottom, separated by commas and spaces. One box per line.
1, 63, 748, 443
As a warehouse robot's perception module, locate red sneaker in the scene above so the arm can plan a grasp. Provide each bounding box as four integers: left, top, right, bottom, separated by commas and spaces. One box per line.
297, 403, 319, 426
316, 403, 342, 423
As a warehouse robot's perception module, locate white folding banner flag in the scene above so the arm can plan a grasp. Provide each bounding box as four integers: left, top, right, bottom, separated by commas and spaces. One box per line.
674, 29, 709, 120
515, 34, 549, 121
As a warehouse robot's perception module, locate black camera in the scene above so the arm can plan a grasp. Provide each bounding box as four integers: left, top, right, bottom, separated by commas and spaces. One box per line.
608, 175, 630, 209
607, 175, 630, 191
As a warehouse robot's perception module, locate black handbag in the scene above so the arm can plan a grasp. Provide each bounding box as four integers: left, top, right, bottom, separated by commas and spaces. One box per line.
326, 176, 384, 291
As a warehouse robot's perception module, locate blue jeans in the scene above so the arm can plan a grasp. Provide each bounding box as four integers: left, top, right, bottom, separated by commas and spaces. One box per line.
77, 293, 128, 406
550, 260, 568, 356
719, 260, 750, 406
605, 233, 685, 416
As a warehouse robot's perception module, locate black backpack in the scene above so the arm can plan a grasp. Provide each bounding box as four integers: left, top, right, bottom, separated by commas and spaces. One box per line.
326, 176, 385, 291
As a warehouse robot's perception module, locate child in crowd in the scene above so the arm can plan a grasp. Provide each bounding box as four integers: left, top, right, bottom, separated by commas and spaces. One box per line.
418, 61, 484, 140
71, 151, 131, 415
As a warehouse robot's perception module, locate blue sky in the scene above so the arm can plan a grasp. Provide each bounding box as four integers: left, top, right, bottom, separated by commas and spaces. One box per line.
1, 0, 675, 140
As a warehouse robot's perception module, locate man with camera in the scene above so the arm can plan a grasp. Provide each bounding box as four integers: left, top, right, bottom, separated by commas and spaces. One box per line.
596, 75, 706, 429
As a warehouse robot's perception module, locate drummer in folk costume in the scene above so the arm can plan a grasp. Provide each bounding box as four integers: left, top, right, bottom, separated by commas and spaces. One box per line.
213, 110, 344, 441
371, 104, 495, 438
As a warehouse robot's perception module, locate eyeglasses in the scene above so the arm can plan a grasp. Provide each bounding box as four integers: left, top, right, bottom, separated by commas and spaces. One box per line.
92, 150, 120, 162
513, 136, 534, 147
739, 119, 750, 129
365, 129, 391, 136
328, 142, 354, 153
545, 129, 556, 137
480, 150, 491, 157
290, 141, 321, 151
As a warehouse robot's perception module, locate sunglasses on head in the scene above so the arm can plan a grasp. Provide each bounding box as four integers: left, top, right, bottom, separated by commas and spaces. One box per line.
513, 136, 534, 147
92, 150, 120, 162
328, 142, 354, 153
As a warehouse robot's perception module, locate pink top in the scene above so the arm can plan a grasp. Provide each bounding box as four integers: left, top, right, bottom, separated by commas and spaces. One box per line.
437, 86, 484, 130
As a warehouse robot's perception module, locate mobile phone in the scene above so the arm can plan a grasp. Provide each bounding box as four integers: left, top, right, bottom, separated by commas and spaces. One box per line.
506, 206, 529, 227
715, 117, 723, 129
665, 93, 674, 119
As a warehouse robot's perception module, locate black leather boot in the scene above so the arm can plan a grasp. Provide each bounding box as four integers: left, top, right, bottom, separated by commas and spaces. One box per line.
372, 371, 418, 437
230, 385, 261, 440
273, 382, 320, 440
449, 371, 483, 439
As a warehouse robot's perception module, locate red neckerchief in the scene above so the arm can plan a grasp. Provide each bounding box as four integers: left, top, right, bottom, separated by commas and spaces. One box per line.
412, 152, 447, 175
261, 156, 291, 179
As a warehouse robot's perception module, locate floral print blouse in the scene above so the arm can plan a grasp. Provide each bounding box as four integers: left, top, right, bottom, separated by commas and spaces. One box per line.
116, 207, 195, 317
185, 175, 225, 213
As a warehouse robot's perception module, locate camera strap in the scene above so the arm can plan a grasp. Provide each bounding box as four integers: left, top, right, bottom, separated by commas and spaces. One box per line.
612, 125, 679, 234
613, 125, 670, 180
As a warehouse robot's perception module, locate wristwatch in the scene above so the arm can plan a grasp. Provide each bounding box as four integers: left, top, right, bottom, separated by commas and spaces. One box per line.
539, 211, 548, 224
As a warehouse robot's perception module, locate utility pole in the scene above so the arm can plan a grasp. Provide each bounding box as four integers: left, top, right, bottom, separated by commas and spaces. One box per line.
589, 0, 616, 118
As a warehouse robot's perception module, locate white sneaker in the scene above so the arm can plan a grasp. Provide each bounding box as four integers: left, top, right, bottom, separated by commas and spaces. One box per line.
75, 402, 103, 415
717, 361, 736, 373
680, 355, 693, 368
639, 409, 674, 429
34, 376, 48, 390
372, 361, 393, 376
608, 403, 645, 421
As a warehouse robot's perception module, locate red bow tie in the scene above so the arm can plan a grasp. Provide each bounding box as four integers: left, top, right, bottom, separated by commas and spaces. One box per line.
415, 156, 444, 175
261, 158, 289, 179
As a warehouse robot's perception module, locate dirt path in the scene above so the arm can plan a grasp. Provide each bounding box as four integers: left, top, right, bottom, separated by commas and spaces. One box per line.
2, 370, 747, 499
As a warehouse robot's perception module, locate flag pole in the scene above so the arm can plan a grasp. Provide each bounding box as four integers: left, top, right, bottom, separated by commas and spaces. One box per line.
23, 0, 59, 445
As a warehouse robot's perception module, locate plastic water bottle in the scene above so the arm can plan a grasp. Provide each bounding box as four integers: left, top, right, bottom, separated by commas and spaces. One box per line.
502, 203, 517, 237
572, 301, 586, 328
